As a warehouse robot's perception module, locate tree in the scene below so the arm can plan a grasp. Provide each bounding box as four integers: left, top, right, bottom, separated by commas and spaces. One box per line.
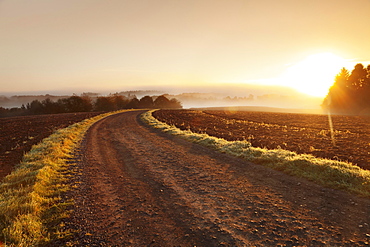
323, 64, 370, 114
42, 98, 60, 114
80, 96, 94, 112
27, 100, 44, 114
169, 98, 182, 108
0, 107, 7, 116
68, 96, 92, 112
112, 95, 129, 109
138, 96, 154, 108
154, 95, 171, 108
126, 97, 139, 109
348, 63, 367, 90
335, 67, 350, 88
57, 96, 92, 113
94, 97, 114, 111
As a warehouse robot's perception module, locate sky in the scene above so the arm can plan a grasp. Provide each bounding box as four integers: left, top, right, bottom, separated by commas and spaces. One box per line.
1, 0, 370, 98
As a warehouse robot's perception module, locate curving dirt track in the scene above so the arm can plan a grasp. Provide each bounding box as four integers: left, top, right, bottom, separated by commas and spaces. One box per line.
58, 110, 370, 246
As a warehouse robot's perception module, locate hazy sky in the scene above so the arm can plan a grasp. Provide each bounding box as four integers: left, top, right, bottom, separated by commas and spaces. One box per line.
1, 0, 370, 97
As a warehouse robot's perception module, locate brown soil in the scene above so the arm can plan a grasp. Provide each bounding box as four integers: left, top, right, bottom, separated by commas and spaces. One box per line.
153, 110, 370, 170
57, 110, 370, 246
0, 112, 101, 179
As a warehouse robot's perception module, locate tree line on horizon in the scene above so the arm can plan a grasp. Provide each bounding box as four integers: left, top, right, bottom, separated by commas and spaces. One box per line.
323, 63, 370, 114
0, 94, 182, 117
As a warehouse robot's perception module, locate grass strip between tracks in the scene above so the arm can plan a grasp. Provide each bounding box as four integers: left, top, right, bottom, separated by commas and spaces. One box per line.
142, 110, 370, 198
0, 110, 134, 246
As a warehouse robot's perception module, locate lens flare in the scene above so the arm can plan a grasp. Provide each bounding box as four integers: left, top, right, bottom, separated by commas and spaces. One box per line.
326, 95, 336, 146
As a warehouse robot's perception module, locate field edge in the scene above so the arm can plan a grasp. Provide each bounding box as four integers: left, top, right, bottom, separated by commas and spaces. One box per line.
142, 110, 370, 198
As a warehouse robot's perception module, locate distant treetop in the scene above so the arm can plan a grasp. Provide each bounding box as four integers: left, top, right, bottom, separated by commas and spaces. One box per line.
0, 94, 182, 117
322, 63, 370, 114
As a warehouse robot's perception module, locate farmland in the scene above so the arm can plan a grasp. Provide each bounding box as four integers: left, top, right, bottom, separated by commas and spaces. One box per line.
0, 112, 101, 179
1, 110, 369, 245
153, 110, 370, 171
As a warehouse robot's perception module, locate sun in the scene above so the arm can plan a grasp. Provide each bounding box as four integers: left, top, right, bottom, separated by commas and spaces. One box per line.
277, 52, 348, 97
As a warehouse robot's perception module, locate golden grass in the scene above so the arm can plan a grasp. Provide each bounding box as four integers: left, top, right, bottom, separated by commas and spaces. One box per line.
142, 110, 370, 198
0, 110, 133, 246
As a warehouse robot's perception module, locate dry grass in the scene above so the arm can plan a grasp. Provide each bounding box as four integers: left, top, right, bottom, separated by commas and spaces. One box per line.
142, 110, 370, 198
0, 110, 133, 246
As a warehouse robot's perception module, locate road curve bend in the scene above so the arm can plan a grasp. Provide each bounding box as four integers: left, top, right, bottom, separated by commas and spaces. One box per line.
58, 110, 370, 246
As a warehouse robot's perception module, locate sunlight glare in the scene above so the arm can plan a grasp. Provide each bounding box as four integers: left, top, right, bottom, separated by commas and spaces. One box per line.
277, 53, 347, 97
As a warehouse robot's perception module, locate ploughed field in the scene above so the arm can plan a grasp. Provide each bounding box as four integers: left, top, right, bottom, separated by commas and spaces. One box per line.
0, 112, 101, 179
153, 110, 370, 171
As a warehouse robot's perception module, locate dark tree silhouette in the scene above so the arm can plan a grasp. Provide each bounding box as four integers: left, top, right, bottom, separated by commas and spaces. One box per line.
139, 96, 154, 108
41, 98, 60, 114
1, 93, 182, 117
323, 64, 370, 114
153, 95, 182, 109
169, 98, 182, 108
60, 96, 93, 113
348, 63, 368, 90
126, 97, 139, 109
27, 100, 44, 115
94, 97, 114, 111
0, 106, 26, 117
154, 95, 170, 108
112, 95, 129, 109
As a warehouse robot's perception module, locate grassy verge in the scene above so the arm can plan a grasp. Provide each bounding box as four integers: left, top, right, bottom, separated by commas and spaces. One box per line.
142, 110, 370, 198
0, 110, 133, 246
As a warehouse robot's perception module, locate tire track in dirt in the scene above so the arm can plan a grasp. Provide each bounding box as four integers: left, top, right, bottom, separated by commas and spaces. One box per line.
59, 110, 370, 246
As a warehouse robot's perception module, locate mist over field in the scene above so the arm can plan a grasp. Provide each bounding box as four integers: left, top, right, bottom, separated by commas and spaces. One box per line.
0, 83, 323, 113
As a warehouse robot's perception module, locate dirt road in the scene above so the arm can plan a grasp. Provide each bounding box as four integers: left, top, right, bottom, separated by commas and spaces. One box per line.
59, 110, 370, 246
